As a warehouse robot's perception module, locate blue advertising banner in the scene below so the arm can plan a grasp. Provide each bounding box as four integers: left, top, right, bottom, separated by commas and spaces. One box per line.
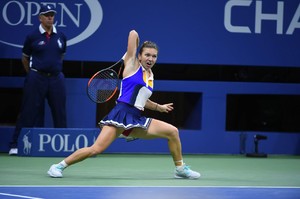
18, 128, 99, 157
0, 0, 299, 67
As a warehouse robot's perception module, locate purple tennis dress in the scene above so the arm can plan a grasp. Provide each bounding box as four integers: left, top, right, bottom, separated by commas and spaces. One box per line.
99, 65, 154, 135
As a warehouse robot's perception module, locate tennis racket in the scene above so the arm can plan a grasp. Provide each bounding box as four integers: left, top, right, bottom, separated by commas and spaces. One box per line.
87, 58, 124, 103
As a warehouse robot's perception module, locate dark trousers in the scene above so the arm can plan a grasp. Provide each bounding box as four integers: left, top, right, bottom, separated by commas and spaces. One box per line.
10, 70, 67, 148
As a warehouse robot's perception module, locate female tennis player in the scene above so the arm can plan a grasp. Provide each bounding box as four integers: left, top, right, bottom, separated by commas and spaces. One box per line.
47, 30, 200, 179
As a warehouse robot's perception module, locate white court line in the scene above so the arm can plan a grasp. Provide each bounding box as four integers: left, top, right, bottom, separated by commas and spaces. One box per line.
0, 192, 44, 199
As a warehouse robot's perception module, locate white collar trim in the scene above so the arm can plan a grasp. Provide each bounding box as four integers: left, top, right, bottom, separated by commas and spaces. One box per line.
39, 24, 57, 34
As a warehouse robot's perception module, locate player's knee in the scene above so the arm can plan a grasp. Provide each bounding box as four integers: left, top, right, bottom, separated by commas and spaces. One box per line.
168, 126, 180, 140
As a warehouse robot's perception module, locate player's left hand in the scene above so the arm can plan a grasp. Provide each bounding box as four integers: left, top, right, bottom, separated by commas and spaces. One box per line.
158, 103, 174, 113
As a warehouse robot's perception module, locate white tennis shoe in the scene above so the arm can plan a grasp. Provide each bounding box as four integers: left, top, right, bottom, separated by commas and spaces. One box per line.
8, 148, 18, 155
174, 164, 201, 179
47, 164, 64, 178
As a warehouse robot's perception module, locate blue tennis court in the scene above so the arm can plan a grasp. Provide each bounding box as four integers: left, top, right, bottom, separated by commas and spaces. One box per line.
0, 186, 299, 199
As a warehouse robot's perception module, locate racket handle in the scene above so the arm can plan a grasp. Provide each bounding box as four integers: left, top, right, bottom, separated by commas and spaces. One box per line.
122, 52, 127, 60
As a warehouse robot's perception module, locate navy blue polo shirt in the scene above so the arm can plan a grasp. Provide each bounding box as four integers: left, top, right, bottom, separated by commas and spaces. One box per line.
22, 24, 67, 73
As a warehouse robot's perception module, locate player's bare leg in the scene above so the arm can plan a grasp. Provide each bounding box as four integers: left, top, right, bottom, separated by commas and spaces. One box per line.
47, 126, 122, 177
131, 119, 201, 179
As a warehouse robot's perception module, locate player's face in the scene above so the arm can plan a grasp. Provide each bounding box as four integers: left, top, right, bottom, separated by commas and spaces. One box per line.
39, 12, 55, 29
138, 48, 158, 70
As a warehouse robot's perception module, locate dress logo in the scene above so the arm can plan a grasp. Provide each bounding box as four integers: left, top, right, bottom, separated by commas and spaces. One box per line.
38, 41, 45, 45
57, 38, 62, 48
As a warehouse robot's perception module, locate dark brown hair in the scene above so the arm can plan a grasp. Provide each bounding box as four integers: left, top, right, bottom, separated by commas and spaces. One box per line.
138, 41, 159, 55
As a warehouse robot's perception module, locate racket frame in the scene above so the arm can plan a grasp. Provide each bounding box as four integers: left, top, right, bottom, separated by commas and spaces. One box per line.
87, 58, 123, 103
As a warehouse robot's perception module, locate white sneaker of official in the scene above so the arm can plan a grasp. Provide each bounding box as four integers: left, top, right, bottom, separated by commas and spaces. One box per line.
9, 148, 18, 155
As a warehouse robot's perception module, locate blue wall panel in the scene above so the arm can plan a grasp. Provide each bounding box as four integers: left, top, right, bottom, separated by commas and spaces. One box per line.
1, 77, 300, 155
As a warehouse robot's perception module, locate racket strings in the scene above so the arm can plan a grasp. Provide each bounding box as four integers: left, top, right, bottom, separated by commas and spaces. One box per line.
88, 69, 119, 103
